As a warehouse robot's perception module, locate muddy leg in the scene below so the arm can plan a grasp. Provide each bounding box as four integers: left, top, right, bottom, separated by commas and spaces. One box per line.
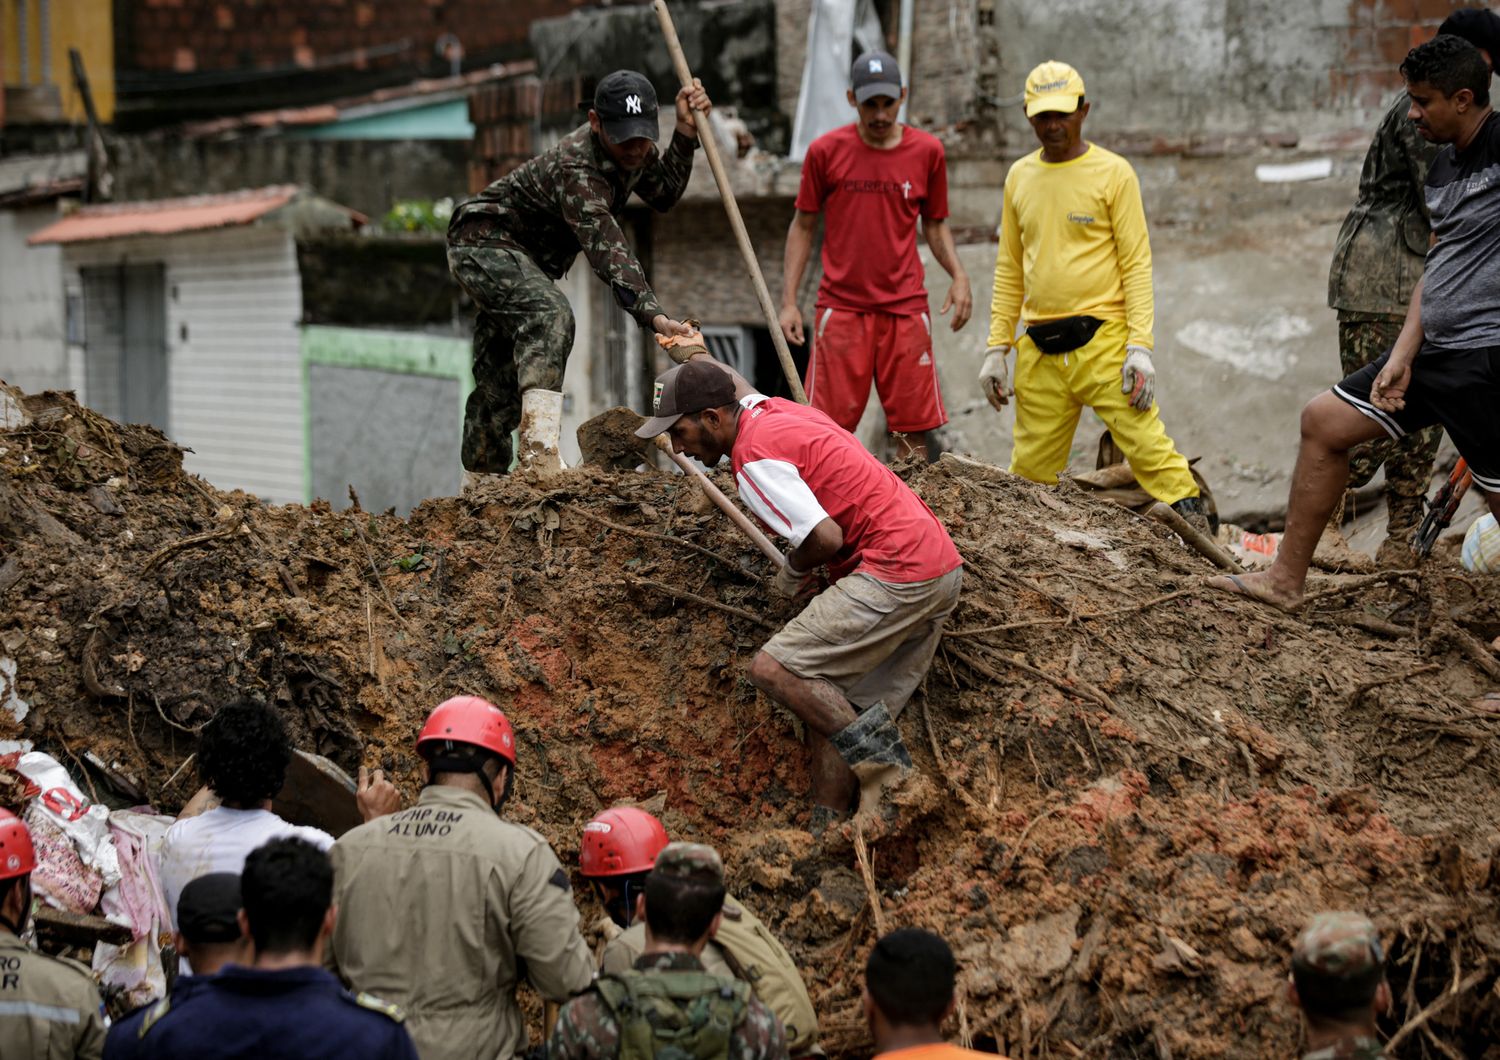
750, 652, 860, 812
1210, 391, 1385, 609
807, 733, 857, 812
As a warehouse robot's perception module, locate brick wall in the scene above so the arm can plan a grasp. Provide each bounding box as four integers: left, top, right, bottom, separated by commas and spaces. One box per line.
649, 199, 805, 326
1335, 0, 1474, 110
120, 0, 599, 75
467, 74, 583, 190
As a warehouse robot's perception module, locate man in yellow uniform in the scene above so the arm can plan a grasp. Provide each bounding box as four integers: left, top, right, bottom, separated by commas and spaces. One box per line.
980, 61, 1208, 533
326, 696, 595, 1060
0, 809, 106, 1060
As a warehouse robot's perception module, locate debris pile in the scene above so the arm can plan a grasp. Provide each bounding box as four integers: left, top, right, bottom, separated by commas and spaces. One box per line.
3, 388, 1500, 1056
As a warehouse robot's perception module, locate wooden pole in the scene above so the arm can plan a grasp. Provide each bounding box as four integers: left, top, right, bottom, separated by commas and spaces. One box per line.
654, 436, 784, 565
652, 0, 808, 404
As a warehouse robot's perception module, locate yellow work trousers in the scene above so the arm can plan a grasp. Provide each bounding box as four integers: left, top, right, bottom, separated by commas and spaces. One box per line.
1010, 319, 1198, 504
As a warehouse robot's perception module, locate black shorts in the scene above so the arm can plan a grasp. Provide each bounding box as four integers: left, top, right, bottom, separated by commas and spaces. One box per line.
1332, 343, 1500, 493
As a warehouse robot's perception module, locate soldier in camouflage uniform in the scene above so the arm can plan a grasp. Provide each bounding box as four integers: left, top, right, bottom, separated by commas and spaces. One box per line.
1328, 13, 1499, 558
548, 843, 788, 1060
1287, 912, 1389, 1059
447, 70, 710, 474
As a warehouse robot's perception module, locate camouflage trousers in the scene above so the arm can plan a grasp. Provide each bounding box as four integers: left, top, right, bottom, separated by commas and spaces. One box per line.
448, 242, 575, 473
1337, 313, 1442, 530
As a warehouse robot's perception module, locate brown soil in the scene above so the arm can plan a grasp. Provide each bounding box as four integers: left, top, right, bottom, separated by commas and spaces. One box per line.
4, 389, 1500, 1058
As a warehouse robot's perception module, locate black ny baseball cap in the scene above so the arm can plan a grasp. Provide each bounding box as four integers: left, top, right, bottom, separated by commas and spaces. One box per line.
593, 70, 660, 143
852, 51, 903, 103
635, 360, 737, 438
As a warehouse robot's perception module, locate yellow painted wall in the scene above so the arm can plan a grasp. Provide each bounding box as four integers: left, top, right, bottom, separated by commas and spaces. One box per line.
3, 0, 114, 123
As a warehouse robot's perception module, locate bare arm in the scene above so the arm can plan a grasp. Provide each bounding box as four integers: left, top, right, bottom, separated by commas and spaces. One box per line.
923, 218, 972, 331
787, 517, 843, 572
780, 210, 819, 344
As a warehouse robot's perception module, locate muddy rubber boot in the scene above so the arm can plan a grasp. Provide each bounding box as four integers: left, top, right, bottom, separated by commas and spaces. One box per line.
517, 388, 566, 474
829, 702, 913, 828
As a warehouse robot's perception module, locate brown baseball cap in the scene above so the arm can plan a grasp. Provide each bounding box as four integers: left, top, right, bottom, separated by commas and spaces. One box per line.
635, 360, 738, 438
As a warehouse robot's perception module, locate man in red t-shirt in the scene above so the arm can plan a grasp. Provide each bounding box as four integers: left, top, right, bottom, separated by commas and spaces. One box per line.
636, 360, 964, 832
781, 51, 972, 462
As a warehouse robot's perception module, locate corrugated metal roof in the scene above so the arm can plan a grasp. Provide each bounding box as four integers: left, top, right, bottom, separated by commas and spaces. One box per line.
26, 185, 358, 245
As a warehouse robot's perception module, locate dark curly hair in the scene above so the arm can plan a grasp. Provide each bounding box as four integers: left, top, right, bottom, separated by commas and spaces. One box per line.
197, 699, 292, 806
1402, 34, 1491, 108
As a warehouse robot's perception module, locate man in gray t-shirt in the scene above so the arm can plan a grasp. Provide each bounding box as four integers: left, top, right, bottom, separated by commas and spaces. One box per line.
1211, 33, 1500, 611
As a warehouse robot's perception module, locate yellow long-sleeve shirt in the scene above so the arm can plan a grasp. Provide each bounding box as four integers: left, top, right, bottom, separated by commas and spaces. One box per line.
987, 143, 1155, 349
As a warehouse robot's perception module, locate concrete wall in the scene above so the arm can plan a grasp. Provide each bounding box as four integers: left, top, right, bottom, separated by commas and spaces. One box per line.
110, 137, 470, 221
774, 0, 1477, 153
0, 205, 67, 392
62, 226, 307, 504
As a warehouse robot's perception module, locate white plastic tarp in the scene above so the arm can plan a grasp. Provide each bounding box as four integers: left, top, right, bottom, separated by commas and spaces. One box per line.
789, 0, 885, 162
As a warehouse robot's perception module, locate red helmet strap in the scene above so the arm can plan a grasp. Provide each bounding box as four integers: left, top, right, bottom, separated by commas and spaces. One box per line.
0, 875, 31, 937
423, 744, 512, 811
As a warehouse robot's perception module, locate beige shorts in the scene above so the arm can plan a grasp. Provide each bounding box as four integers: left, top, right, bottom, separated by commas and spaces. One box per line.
762, 567, 962, 717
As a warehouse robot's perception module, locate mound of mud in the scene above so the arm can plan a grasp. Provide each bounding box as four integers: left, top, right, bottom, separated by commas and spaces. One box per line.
4, 388, 1500, 1057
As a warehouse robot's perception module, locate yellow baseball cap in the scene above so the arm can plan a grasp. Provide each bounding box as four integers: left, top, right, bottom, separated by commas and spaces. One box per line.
1024, 61, 1085, 117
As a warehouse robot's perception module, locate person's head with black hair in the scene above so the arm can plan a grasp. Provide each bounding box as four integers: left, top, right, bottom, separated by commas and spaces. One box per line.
1287, 912, 1390, 1051
862, 929, 958, 1051
1438, 8, 1500, 70
1402, 34, 1493, 148
175, 872, 250, 975
197, 699, 292, 809
640, 843, 726, 953
238, 837, 335, 965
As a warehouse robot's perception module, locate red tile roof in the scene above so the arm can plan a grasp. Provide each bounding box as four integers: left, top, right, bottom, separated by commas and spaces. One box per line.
27, 185, 363, 245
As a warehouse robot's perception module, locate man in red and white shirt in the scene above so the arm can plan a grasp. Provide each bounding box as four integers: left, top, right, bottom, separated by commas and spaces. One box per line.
781, 51, 973, 461
636, 360, 964, 831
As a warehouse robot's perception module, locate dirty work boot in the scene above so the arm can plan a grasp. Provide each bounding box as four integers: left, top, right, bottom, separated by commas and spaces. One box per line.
1170, 496, 1212, 537
517, 388, 565, 473
828, 702, 913, 827
1377, 494, 1423, 569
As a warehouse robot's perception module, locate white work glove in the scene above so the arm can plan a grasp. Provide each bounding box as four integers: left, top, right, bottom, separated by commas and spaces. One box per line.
773, 556, 813, 598
979, 345, 1012, 411
1121, 345, 1156, 411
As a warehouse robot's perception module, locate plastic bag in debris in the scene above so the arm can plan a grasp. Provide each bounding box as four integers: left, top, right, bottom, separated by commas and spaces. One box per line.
93, 810, 175, 1011
15, 751, 122, 887
1462, 513, 1500, 574
1219, 524, 1281, 570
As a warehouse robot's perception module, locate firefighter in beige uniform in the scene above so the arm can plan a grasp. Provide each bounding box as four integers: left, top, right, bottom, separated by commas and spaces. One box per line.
579, 806, 820, 1055
0, 809, 106, 1060
327, 697, 594, 1060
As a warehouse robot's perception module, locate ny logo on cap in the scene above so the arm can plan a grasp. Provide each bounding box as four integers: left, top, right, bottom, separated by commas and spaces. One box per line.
626, 95, 642, 114
869, 59, 883, 72
652, 380, 665, 413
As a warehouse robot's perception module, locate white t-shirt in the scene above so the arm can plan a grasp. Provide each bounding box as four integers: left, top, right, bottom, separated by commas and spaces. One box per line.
158, 807, 335, 929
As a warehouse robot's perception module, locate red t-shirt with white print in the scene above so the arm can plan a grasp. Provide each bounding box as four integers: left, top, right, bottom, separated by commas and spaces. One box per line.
795, 123, 950, 316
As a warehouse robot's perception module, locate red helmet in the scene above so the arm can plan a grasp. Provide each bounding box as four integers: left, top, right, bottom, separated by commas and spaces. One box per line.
416, 696, 516, 765
579, 806, 669, 878
0, 810, 36, 880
